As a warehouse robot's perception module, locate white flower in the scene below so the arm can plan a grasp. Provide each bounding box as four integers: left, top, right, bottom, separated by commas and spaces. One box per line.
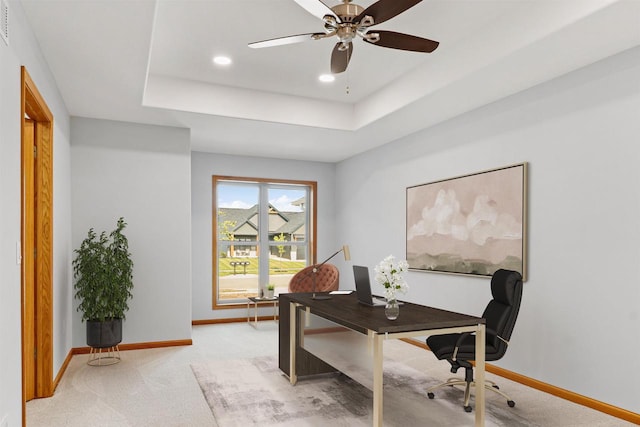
373, 255, 409, 300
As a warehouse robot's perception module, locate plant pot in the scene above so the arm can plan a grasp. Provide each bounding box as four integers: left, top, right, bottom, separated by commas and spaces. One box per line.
265, 289, 274, 298
87, 318, 123, 348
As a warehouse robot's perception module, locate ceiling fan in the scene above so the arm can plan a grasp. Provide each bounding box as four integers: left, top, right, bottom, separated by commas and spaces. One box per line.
248, 0, 439, 74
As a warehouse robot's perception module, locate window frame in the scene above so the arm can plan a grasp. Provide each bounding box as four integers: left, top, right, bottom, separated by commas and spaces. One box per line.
212, 175, 317, 309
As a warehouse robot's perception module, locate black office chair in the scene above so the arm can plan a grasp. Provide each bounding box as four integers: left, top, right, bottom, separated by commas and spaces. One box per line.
426, 269, 523, 412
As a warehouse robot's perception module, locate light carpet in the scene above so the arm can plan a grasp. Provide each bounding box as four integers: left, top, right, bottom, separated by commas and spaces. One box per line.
192, 355, 538, 427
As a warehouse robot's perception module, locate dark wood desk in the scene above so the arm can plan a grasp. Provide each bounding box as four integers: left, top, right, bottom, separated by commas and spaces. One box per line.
279, 292, 487, 427
279, 293, 336, 377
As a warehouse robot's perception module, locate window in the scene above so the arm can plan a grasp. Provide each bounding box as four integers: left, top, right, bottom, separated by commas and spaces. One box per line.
212, 176, 316, 308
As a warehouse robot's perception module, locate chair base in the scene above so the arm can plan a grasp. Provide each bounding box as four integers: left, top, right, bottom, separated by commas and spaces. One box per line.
427, 377, 516, 412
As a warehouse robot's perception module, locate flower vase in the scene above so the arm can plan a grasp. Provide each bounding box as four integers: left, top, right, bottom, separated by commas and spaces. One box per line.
385, 297, 400, 320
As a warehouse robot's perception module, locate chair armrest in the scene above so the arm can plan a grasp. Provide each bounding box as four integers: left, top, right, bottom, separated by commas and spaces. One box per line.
452, 332, 473, 360
452, 328, 503, 360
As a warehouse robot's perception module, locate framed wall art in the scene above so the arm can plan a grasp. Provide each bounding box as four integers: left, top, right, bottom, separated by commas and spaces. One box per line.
406, 163, 527, 280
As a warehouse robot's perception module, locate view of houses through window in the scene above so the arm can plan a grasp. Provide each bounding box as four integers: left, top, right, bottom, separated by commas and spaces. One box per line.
213, 176, 316, 307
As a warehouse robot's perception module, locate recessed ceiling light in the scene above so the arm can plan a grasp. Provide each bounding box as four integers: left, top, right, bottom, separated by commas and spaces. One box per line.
319, 74, 335, 83
213, 56, 232, 66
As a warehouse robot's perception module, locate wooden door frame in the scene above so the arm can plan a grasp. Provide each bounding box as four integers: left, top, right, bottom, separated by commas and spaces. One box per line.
21, 67, 54, 422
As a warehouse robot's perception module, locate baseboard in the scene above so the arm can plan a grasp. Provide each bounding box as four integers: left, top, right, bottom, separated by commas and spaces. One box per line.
52, 349, 74, 392
71, 338, 192, 355
485, 363, 640, 424
400, 338, 639, 424
193, 316, 279, 325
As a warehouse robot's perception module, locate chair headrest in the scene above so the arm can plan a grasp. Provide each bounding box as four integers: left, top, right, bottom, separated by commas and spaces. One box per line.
491, 269, 523, 305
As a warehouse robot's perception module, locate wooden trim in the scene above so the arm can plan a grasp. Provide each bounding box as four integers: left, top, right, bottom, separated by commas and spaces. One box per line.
22, 68, 53, 121
400, 338, 639, 424
486, 364, 640, 424
71, 339, 193, 355
309, 181, 317, 265
213, 175, 318, 186
522, 162, 529, 282
52, 350, 74, 392
211, 176, 317, 310
209, 301, 252, 310
401, 338, 429, 350
21, 119, 35, 403
193, 316, 279, 325
208, 299, 281, 311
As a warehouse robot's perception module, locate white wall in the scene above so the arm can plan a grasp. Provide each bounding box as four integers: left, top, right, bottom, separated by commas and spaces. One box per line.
336, 46, 640, 413
191, 152, 337, 320
0, 1, 73, 425
71, 118, 192, 345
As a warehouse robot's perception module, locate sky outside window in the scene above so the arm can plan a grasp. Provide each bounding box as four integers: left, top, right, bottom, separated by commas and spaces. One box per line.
217, 184, 304, 212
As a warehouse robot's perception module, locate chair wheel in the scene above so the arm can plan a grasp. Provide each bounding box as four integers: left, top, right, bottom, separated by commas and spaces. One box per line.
464, 405, 472, 413
508, 400, 516, 408
427, 392, 435, 399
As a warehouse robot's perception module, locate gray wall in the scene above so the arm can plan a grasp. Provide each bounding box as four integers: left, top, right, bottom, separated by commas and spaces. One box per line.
191, 152, 337, 321
0, 2, 73, 425
336, 47, 640, 412
71, 118, 192, 345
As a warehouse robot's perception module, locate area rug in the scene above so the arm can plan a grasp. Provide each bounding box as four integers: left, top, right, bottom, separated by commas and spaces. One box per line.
191, 356, 537, 427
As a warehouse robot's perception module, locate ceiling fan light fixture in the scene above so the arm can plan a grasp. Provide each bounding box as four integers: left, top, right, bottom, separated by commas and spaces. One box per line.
337, 26, 355, 43
318, 74, 335, 83
323, 14, 338, 29
213, 56, 232, 66
359, 15, 374, 27
337, 42, 350, 52
364, 32, 380, 43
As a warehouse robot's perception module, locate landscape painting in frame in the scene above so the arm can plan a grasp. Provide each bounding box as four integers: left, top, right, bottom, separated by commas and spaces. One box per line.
406, 163, 527, 279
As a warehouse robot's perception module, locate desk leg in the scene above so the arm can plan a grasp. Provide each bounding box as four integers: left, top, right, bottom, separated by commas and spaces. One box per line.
372, 333, 383, 427
289, 302, 297, 385
475, 323, 486, 426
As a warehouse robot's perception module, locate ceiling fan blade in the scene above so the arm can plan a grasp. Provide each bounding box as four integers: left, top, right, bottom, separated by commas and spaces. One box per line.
248, 33, 325, 49
364, 30, 439, 53
355, 0, 422, 26
294, 0, 341, 24
330, 42, 353, 74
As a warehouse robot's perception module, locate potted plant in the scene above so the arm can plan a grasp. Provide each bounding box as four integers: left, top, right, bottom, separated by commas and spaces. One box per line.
73, 217, 134, 348
266, 284, 275, 298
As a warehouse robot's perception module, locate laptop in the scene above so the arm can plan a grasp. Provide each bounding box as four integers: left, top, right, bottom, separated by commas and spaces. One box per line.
353, 265, 387, 306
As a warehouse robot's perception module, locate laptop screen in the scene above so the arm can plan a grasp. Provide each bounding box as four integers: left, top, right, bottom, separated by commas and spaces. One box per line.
353, 265, 376, 305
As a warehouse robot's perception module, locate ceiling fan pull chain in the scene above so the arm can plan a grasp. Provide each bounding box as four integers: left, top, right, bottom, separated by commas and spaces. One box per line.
345, 69, 351, 95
